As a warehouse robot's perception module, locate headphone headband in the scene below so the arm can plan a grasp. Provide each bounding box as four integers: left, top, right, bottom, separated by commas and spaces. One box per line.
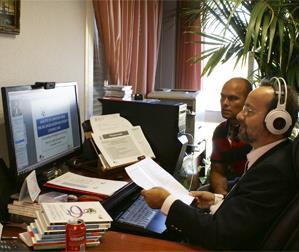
270, 77, 288, 111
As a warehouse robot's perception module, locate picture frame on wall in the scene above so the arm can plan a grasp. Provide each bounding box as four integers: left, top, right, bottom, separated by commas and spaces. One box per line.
0, 0, 20, 35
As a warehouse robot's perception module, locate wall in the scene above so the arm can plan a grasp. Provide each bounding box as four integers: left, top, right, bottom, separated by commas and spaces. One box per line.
0, 0, 87, 164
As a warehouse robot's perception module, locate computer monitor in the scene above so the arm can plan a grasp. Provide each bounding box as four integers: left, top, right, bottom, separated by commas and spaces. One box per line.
1, 82, 82, 187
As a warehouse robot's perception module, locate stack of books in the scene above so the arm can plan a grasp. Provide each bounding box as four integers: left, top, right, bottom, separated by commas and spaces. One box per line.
25, 201, 112, 250
103, 85, 133, 100
8, 200, 41, 224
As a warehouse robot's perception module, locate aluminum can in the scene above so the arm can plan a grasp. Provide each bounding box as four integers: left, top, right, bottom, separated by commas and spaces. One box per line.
66, 219, 86, 252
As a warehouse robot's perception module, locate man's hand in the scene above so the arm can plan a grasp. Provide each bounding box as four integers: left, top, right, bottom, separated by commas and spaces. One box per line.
141, 187, 170, 209
210, 163, 229, 195
189, 191, 215, 209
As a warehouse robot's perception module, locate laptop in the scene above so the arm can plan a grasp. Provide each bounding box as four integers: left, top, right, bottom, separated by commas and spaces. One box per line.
102, 134, 189, 237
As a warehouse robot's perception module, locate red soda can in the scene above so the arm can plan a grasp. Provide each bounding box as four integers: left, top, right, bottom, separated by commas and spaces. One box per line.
66, 219, 86, 252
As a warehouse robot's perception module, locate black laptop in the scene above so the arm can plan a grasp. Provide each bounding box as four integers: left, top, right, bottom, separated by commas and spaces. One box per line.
102, 134, 189, 237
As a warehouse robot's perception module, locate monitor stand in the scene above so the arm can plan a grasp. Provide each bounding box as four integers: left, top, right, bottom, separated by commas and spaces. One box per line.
41, 162, 69, 183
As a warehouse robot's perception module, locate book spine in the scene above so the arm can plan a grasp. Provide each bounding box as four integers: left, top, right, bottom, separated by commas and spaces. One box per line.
9, 213, 35, 224
8, 206, 38, 218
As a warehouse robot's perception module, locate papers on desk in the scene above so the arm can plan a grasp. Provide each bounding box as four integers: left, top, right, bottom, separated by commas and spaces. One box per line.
125, 158, 194, 205
90, 114, 155, 170
44, 172, 128, 197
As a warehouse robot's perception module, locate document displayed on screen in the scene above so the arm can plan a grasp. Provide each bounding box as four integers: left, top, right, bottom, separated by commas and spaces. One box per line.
125, 157, 194, 205
11, 110, 29, 168
31, 91, 73, 162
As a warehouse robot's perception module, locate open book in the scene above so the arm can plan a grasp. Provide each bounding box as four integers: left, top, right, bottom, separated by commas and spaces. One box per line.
90, 114, 155, 171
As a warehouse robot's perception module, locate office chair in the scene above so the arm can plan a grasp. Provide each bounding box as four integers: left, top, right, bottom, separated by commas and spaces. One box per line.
260, 135, 299, 250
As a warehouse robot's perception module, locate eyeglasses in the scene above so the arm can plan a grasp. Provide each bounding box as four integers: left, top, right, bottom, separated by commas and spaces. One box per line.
242, 105, 256, 116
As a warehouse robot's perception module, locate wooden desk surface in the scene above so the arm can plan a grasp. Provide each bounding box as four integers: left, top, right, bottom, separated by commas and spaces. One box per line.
96, 230, 201, 251
3, 226, 201, 251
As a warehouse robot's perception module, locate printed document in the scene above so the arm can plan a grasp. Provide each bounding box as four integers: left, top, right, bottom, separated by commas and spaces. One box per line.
90, 114, 155, 169
125, 158, 194, 205
90, 113, 132, 133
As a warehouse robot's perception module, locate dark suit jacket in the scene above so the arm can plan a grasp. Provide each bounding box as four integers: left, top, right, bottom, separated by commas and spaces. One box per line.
166, 140, 298, 250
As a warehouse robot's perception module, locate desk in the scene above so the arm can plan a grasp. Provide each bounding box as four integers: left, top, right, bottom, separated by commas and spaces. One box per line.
98, 231, 201, 251
3, 226, 202, 251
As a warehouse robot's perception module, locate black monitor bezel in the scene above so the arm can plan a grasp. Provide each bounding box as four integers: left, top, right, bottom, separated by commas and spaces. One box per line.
1, 82, 82, 187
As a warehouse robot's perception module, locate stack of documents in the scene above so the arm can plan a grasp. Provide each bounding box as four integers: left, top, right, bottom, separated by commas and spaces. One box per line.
103, 85, 133, 100
24, 201, 112, 250
8, 200, 41, 223
89, 114, 155, 171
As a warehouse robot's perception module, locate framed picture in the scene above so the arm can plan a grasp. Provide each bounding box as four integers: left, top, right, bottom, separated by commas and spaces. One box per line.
0, 0, 20, 35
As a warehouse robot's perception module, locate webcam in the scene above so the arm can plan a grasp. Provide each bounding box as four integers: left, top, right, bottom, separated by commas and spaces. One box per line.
32, 82, 56, 89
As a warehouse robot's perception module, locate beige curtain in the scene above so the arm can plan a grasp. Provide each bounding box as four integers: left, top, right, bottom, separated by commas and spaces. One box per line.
175, 1, 202, 90
93, 0, 162, 95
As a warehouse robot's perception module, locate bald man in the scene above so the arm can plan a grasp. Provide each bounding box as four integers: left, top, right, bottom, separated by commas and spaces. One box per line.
141, 80, 298, 250
210, 77, 252, 195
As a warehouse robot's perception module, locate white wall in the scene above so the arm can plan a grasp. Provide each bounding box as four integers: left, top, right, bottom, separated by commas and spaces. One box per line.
0, 0, 87, 164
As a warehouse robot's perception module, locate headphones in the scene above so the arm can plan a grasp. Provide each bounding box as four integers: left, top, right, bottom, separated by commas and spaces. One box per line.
264, 77, 292, 135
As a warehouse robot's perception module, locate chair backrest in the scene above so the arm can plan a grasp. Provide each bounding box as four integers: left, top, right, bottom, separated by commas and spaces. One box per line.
260, 135, 299, 250
293, 134, 299, 182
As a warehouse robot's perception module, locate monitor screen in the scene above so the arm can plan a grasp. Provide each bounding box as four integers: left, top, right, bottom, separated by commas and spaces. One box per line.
1, 82, 82, 186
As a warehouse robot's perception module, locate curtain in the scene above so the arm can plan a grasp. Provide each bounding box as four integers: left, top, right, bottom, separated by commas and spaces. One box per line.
93, 0, 162, 95
175, 1, 201, 90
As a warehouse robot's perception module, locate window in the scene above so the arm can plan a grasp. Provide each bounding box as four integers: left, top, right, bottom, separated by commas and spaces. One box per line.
201, 16, 251, 112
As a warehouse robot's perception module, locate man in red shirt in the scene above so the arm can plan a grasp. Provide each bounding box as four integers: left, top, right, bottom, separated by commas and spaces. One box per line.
210, 77, 252, 195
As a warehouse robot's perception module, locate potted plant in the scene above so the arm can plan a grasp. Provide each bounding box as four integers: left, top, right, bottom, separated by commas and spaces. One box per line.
182, 0, 299, 92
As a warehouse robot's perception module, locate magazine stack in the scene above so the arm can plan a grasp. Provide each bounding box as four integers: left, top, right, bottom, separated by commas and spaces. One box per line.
103, 84, 133, 100
25, 201, 112, 250
8, 200, 41, 224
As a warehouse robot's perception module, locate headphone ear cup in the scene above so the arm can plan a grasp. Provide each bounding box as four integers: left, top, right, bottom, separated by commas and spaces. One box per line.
264, 109, 292, 135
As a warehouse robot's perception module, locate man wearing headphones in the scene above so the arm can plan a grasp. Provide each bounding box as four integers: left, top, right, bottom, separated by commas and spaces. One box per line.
141, 78, 298, 250
209, 77, 252, 195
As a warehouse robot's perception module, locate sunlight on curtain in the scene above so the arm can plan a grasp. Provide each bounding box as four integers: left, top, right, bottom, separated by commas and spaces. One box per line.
175, 1, 201, 90
93, 0, 162, 95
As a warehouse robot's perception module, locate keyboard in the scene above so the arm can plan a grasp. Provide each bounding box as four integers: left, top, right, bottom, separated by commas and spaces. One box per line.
0, 239, 31, 251
117, 195, 158, 228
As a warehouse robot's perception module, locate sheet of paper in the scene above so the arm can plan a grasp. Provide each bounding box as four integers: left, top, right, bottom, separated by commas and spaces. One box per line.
90, 114, 155, 168
46, 172, 128, 196
19, 170, 41, 202
130, 126, 155, 158
19, 231, 33, 247
92, 130, 145, 168
90, 114, 132, 134
125, 158, 194, 205
27, 170, 41, 201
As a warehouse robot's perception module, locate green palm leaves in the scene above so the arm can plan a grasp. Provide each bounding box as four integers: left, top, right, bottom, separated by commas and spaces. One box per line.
182, 0, 299, 91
